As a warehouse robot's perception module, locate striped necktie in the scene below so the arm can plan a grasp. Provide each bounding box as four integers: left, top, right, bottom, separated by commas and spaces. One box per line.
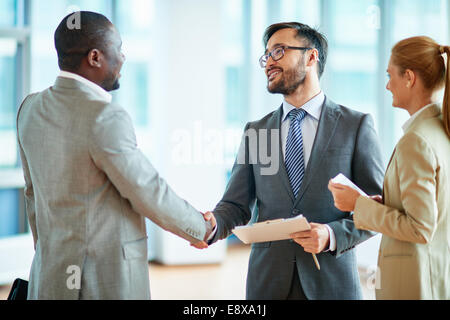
285, 108, 308, 198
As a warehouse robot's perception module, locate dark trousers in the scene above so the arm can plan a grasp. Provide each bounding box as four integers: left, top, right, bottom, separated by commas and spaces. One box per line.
287, 269, 307, 300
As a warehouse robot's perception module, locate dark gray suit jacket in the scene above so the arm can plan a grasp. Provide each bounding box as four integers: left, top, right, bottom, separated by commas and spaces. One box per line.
211, 96, 384, 300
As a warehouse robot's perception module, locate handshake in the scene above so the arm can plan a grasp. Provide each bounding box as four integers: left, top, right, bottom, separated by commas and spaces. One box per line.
191, 211, 217, 249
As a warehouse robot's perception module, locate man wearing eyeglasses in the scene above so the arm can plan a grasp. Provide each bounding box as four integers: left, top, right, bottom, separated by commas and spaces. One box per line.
198, 22, 385, 300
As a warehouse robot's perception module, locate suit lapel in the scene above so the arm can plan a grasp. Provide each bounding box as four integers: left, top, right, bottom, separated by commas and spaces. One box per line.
294, 97, 341, 206
267, 105, 296, 202
381, 146, 397, 202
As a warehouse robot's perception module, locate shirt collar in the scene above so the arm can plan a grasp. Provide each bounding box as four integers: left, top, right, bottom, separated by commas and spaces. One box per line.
58, 70, 112, 103
401, 103, 435, 133
282, 91, 324, 122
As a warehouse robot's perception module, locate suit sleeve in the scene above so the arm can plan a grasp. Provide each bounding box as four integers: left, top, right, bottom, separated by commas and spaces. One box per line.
328, 114, 385, 257
353, 132, 438, 244
210, 123, 256, 243
17, 96, 38, 249
18, 141, 37, 248
88, 107, 207, 243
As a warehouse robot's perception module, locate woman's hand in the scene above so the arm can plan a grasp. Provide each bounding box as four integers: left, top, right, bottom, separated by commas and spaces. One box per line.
327, 180, 362, 212
369, 195, 383, 204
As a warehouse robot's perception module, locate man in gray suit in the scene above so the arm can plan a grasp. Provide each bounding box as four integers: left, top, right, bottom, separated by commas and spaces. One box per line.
17, 11, 213, 300
199, 22, 384, 299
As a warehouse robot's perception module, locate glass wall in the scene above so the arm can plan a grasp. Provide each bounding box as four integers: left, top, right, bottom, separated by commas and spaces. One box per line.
321, 0, 448, 163
389, 0, 449, 145
112, 0, 153, 129
221, 0, 248, 176
323, 0, 379, 119
0, 0, 30, 239
0, 38, 18, 168
0, 0, 22, 27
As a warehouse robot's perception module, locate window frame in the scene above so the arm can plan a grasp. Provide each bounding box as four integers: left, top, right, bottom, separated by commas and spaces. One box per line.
0, 0, 31, 217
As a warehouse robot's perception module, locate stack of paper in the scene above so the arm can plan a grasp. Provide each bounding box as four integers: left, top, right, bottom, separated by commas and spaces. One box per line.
331, 173, 367, 196
232, 215, 310, 244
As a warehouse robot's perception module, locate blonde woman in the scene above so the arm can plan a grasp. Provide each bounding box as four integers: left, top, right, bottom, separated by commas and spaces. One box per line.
328, 36, 450, 300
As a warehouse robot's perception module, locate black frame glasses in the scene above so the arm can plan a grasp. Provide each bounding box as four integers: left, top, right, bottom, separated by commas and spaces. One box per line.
259, 46, 313, 68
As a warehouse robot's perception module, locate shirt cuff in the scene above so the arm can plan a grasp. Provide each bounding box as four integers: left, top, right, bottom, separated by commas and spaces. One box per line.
324, 224, 336, 252
206, 224, 217, 242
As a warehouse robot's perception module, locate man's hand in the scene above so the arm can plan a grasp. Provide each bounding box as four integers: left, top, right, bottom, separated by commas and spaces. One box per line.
190, 211, 217, 250
290, 223, 330, 254
203, 211, 216, 230
191, 239, 209, 249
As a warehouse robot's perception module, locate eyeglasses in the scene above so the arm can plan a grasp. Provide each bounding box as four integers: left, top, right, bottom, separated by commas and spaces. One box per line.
259, 46, 313, 68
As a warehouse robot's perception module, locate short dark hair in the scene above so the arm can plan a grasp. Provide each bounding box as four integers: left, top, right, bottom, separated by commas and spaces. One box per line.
263, 22, 328, 78
54, 11, 113, 71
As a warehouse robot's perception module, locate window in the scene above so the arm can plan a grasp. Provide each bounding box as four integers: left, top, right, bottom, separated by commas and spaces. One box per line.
112, 0, 154, 129
0, 0, 23, 27
323, 0, 379, 119
0, 39, 19, 168
389, 0, 449, 146
320, 0, 449, 163
0, 190, 20, 237
222, 0, 248, 171
0, 0, 30, 239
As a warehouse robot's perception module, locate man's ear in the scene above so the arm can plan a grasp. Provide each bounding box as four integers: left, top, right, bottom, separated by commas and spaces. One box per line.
306, 48, 320, 67
86, 49, 103, 68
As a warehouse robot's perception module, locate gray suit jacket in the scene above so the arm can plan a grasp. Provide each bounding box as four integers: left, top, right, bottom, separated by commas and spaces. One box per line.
17, 77, 208, 299
211, 97, 384, 300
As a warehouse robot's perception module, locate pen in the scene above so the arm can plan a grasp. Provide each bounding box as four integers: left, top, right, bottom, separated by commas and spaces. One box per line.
312, 254, 320, 270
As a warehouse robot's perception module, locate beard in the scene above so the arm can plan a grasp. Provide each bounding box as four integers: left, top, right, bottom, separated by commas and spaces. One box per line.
101, 72, 121, 92
109, 79, 120, 91
267, 59, 306, 95
101, 53, 123, 92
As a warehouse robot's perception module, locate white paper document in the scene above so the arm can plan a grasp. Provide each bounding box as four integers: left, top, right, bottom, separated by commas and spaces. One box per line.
232, 215, 311, 244
331, 173, 367, 196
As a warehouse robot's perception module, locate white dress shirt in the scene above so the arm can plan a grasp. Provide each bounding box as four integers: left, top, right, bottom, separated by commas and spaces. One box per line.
402, 103, 436, 133
281, 92, 324, 166
281, 91, 336, 252
58, 70, 112, 104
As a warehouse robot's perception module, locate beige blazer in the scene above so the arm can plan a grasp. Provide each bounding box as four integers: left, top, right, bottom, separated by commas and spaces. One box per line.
354, 103, 450, 300
17, 77, 208, 299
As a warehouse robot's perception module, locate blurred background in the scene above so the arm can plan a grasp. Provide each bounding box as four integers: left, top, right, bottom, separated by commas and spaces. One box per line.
0, 0, 449, 299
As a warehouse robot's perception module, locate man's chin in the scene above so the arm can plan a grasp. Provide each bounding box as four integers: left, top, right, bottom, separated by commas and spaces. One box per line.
267, 79, 281, 94
267, 86, 280, 94
104, 81, 120, 92
267, 77, 305, 95
111, 81, 120, 91
267, 81, 286, 95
